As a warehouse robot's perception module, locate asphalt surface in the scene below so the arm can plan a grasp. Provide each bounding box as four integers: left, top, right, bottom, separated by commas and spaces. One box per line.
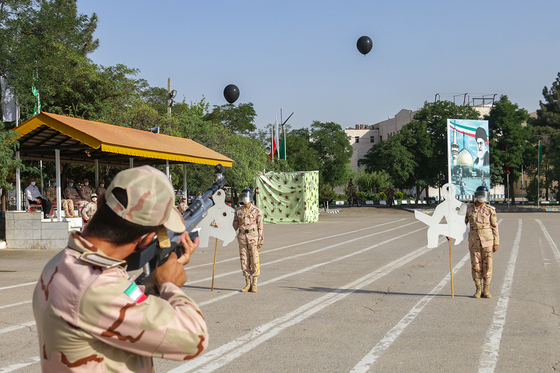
1, 206, 560, 372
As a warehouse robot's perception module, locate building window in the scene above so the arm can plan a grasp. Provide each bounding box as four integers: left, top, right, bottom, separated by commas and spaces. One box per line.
355, 136, 359, 143
370, 136, 375, 143
380, 136, 383, 141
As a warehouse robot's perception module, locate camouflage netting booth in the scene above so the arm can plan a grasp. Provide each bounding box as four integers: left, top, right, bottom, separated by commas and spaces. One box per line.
255, 171, 319, 224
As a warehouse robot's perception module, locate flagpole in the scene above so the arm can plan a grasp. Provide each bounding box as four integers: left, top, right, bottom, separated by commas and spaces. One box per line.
283, 125, 287, 160
538, 140, 541, 210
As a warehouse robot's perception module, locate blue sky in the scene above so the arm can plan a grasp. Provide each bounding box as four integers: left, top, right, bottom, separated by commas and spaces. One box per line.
76, 0, 560, 130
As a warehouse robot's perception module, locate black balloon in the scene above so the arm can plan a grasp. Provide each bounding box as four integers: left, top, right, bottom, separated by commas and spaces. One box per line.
357, 36, 373, 55
224, 84, 240, 104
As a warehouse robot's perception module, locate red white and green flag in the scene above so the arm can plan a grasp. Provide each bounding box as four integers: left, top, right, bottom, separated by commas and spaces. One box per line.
124, 282, 147, 304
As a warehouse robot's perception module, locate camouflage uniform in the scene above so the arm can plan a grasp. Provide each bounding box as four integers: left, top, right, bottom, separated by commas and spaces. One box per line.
465, 203, 499, 283
33, 233, 208, 372
96, 181, 107, 198
233, 204, 263, 278
64, 180, 88, 210
79, 179, 93, 202
45, 184, 75, 218
178, 198, 189, 215
81, 201, 97, 222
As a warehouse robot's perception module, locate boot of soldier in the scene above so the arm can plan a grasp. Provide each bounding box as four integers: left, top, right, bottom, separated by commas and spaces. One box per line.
473, 279, 482, 298
482, 282, 492, 298
250, 276, 258, 293
240, 277, 251, 292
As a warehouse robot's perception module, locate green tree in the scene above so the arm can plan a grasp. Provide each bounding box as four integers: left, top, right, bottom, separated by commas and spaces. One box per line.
403, 101, 480, 199
308, 121, 353, 188
485, 95, 530, 202
360, 133, 416, 190
284, 128, 320, 172
355, 168, 390, 194
360, 100, 479, 201
528, 73, 560, 200
1, 0, 101, 118
174, 106, 269, 199
530, 72, 560, 129
204, 103, 257, 135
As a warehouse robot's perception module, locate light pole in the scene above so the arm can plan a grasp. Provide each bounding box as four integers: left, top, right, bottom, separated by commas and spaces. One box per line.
167, 77, 177, 118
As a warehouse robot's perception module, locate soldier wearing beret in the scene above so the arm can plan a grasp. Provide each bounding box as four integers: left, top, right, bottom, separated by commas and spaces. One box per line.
33, 166, 208, 372
465, 185, 499, 298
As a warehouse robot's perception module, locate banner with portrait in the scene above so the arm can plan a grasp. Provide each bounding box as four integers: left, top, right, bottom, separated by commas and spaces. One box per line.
447, 119, 490, 197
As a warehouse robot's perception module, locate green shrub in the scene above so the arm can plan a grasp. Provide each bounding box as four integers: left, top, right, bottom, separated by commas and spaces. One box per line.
379, 191, 387, 200
395, 191, 403, 200
319, 185, 337, 204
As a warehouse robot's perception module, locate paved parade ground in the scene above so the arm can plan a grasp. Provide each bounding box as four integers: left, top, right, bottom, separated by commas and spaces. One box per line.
1, 207, 560, 372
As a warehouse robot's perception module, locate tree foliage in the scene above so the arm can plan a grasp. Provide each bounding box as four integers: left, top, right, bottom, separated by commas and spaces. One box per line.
360, 100, 480, 200
528, 73, 560, 199
308, 121, 353, 188
204, 103, 257, 135
484, 95, 530, 201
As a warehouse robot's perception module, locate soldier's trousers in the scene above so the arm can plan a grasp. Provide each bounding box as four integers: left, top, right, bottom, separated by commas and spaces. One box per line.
469, 244, 493, 283
238, 240, 260, 277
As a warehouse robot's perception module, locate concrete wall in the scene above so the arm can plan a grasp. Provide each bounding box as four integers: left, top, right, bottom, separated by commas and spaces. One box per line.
5, 211, 81, 249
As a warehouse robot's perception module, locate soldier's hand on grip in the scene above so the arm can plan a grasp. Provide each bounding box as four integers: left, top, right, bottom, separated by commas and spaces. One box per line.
156, 252, 187, 288
493, 245, 498, 252
178, 231, 199, 266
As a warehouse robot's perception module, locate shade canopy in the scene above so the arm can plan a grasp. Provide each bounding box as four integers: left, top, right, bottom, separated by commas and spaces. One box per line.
14, 112, 233, 167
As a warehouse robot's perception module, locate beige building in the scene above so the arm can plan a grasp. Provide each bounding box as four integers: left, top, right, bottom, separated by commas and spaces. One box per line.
346, 109, 416, 169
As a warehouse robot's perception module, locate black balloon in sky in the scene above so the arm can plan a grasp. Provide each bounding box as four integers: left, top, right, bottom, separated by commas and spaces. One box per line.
223, 84, 240, 104
356, 36, 373, 56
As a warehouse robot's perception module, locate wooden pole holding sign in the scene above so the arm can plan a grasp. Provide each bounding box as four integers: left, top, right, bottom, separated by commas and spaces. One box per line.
447, 237, 454, 298
211, 237, 218, 291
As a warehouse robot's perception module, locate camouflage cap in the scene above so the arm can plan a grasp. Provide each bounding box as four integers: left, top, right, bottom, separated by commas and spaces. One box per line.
105, 165, 185, 233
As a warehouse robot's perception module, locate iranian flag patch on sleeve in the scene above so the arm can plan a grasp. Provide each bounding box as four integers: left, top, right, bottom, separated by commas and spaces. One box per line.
124, 282, 147, 304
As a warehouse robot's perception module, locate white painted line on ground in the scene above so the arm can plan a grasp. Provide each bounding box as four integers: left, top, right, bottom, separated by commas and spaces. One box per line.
188, 221, 420, 286
478, 218, 522, 373
169, 235, 443, 373
197, 225, 425, 307
187, 218, 409, 270
0, 321, 35, 335
350, 252, 470, 372
0, 220, 419, 338
0, 357, 40, 373
0, 301, 31, 310
536, 219, 560, 262
0, 282, 36, 291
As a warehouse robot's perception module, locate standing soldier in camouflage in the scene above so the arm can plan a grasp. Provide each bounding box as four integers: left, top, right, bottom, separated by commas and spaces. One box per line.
32, 165, 208, 372
81, 193, 98, 223
465, 185, 499, 299
79, 178, 93, 202
96, 179, 107, 198
45, 178, 76, 217
233, 188, 263, 293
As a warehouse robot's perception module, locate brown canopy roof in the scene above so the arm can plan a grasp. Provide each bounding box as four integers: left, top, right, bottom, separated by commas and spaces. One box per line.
14, 112, 233, 167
